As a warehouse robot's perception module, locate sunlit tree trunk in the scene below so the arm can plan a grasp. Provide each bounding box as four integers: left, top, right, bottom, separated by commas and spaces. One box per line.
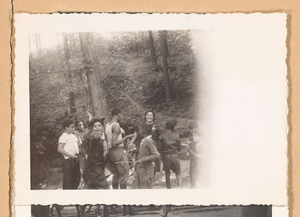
79, 33, 106, 117
62, 33, 76, 114
159, 30, 171, 103
34, 34, 42, 58
148, 31, 157, 66
28, 37, 33, 60
34, 34, 42, 72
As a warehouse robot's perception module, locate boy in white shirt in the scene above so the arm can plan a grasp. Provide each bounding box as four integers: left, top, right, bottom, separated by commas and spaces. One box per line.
57, 120, 81, 189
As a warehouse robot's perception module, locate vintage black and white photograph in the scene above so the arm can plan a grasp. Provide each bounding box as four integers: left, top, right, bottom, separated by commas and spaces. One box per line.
31, 204, 272, 217
29, 30, 200, 191
14, 13, 288, 205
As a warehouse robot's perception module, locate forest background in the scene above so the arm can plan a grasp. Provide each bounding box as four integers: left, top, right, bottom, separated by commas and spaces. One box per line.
29, 30, 198, 189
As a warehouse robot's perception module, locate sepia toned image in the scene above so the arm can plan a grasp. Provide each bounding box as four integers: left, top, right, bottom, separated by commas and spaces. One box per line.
14, 13, 288, 205
29, 30, 200, 191
31, 204, 272, 217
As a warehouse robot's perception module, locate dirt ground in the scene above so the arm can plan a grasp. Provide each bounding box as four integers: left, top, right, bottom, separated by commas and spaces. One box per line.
47, 205, 251, 217
35, 159, 191, 190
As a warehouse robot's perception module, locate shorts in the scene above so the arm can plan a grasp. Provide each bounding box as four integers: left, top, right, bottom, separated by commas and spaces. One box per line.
162, 153, 181, 175
136, 163, 155, 189
106, 147, 129, 188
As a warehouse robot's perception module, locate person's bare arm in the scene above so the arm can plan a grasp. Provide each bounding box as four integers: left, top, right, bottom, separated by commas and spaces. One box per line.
111, 124, 134, 147
130, 131, 138, 144
57, 143, 77, 159
127, 131, 137, 148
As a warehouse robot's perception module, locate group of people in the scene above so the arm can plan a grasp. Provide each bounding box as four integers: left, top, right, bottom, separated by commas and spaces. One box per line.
57, 108, 201, 192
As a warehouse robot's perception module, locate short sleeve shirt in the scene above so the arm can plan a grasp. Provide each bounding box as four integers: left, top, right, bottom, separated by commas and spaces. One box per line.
159, 131, 181, 154
137, 136, 159, 166
58, 132, 79, 159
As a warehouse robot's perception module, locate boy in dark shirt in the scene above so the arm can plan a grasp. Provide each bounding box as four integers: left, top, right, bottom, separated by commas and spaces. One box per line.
159, 119, 182, 189
136, 124, 160, 189
84, 118, 109, 190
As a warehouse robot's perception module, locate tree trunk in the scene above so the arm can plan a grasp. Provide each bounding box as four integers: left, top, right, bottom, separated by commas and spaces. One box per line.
148, 31, 157, 66
79, 32, 106, 117
35, 34, 42, 57
34, 34, 42, 73
62, 33, 76, 114
87, 33, 108, 116
28, 37, 33, 59
159, 30, 171, 103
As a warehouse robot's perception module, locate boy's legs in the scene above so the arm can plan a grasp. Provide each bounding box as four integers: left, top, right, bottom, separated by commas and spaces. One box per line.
107, 163, 119, 189
103, 205, 109, 217
109, 148, 129, 189
78, 152, 86, 186
116, 161, 129, 189
190, 160, 199, 188
53, 205, 62, 217
163, 154, 172, 189
79, 152, 85, 174
112, 172, 120, 189
72, 159, 81, 189
153, 157, 161, 180
107, 149, 121, 189
175, 173, 182, 188
137, 164, 154, 189
171, 154, 182, 188
161, 205, 171, 217
190, 169, 196, 189
62, 158, 73, 189
165, 171, 171, 189
75, 205, 82, 217
145, 164, 155, 189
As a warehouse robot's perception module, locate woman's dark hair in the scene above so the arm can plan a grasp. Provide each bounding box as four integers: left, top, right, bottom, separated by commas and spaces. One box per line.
144, 110, 155, 122
89, 118, 105, 127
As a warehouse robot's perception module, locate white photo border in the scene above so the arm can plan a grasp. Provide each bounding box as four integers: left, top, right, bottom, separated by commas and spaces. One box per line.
14, 13, 288, 206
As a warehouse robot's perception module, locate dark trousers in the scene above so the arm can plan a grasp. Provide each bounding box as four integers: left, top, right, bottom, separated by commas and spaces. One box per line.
62, 158, 80, 189
85, 164, 109, 189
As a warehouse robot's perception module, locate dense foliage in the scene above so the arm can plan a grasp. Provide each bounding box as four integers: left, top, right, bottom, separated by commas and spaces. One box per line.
29, 30, 198, 188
